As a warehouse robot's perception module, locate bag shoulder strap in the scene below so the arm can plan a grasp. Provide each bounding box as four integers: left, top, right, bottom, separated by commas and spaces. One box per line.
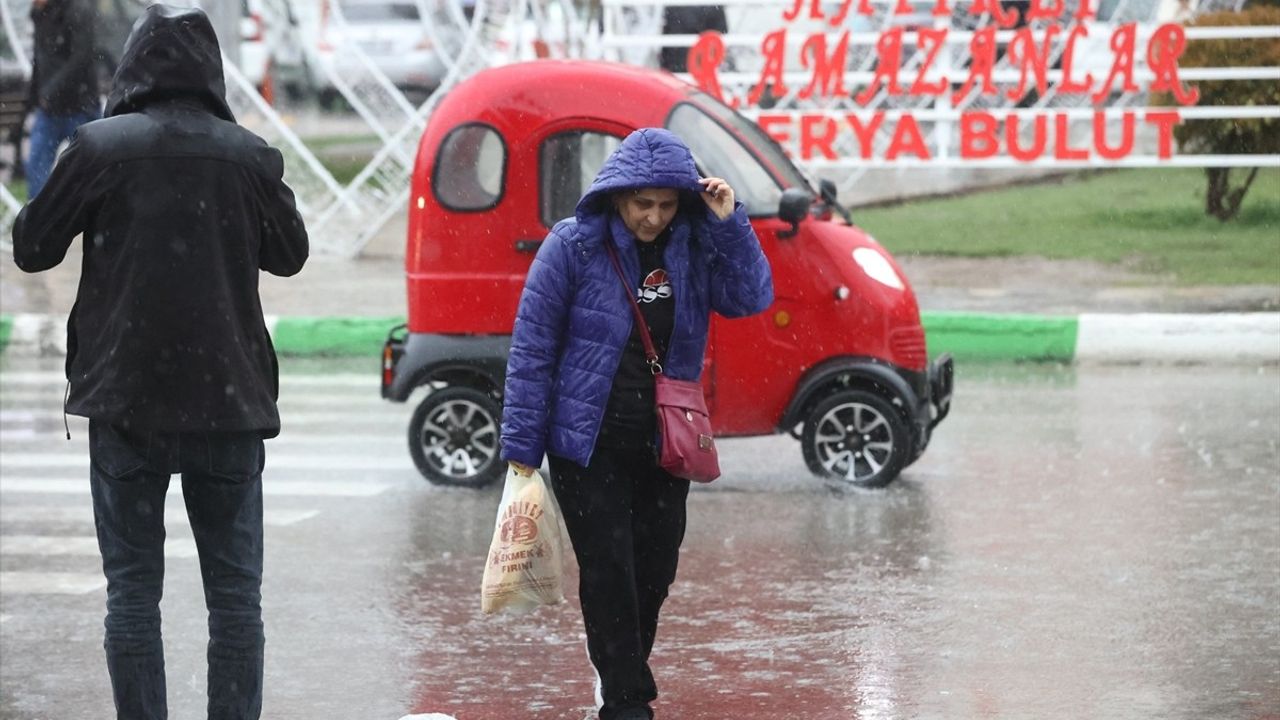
602, 241, 663, 375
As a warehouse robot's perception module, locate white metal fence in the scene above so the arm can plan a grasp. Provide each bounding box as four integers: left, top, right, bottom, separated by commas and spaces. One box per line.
598, 0, 1280, 202
1, 0, 1277, 257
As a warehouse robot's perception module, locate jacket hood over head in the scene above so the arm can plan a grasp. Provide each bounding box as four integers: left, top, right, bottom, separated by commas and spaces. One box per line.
575, 128, 705, 221
104, 4, 233, 121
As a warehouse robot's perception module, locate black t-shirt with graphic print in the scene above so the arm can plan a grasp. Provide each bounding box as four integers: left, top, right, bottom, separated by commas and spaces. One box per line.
597, 233, 675, 450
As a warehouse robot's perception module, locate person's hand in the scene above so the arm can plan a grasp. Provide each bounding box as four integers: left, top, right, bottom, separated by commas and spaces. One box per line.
699, 177, 735, 220
509, 461, 535, 477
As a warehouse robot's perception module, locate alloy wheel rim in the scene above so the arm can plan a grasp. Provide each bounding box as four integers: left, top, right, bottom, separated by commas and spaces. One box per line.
419, 399, 498, 478
813, 402, 895, 483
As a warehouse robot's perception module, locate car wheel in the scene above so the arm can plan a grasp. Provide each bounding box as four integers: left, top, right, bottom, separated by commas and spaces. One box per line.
317, 87, 343, 111
284, 58, 317, 103
408, 386, 504, 488
801, 390, 909, 488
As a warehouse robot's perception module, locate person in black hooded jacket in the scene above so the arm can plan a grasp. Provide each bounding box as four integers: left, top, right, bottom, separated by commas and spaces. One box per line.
10, 5, 307, 719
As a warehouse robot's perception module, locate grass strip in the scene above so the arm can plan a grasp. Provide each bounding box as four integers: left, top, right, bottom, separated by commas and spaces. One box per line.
856, 168, 1280, 286
272, 316, 405, 356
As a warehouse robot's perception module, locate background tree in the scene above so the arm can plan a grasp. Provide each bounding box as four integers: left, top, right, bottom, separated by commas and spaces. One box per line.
1166, 5, 1280, 221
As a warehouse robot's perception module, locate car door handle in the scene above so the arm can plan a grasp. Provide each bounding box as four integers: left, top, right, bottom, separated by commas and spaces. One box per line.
515, 239, 542, 253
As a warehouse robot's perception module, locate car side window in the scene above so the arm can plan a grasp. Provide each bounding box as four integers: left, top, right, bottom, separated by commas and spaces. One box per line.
434, 124, 506, 212
540, 131, 621, 227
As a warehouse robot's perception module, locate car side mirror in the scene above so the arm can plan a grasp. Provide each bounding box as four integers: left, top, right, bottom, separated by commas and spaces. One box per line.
819, 178, 853, 224
777, 188, 812, 239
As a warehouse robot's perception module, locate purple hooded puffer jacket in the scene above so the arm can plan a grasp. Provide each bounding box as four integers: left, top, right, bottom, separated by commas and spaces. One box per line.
499, 128, 774, 469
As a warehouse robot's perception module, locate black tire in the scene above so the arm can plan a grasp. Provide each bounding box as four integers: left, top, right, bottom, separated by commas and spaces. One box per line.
283, 60, 317, 103
408, 386, 504, 488
801, 390, 910, 488
317, 88, 343, 111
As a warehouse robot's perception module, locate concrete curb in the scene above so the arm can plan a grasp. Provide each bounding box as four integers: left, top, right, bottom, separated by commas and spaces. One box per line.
0, 312, 1277, 364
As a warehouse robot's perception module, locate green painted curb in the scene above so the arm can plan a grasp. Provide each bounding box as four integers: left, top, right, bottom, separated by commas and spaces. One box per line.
921, 311, 1078, 362
272, 316, 404, 356
0, 315, 11, 355
266, 312, 1079, 362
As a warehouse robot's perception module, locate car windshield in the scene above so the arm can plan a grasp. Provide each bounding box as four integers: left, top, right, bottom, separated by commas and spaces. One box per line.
666, 96, 811, 216
688, 92, 811, 192
340, 1, 419, 21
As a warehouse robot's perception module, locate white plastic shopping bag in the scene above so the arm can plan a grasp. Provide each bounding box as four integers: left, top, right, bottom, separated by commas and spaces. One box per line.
480, 466, 564, 614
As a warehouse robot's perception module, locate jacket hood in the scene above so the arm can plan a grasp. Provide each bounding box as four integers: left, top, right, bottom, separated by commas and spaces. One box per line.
104, 4, 234, 121
575, 128, 705, 221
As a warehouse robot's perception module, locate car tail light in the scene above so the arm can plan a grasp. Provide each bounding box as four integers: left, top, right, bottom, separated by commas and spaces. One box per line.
382, 344, 395, 388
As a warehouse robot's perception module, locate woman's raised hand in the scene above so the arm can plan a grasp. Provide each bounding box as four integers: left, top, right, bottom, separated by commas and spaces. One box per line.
698, 177, 735, 220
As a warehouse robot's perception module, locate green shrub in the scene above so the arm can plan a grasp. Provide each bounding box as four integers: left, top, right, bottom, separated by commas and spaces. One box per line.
1165, 6, 1280, 220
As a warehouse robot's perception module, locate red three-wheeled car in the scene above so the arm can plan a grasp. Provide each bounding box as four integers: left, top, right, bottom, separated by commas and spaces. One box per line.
381, 60, 953, 489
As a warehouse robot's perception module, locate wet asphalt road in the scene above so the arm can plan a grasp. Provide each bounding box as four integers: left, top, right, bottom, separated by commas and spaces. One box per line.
1, 359, 1277, 720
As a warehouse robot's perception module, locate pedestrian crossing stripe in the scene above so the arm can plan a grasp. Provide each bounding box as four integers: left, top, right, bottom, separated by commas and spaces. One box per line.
0, 479, 395, 497
0, 506, 319, 527
0, 452, 413, 471
2, 535, 199, 559
0, 435, 407, 451
0, 371, 379, 388
0, 572, 106, 596
2, 371, 407, 600
0, 410, 410, 430
1, 393, 391, 409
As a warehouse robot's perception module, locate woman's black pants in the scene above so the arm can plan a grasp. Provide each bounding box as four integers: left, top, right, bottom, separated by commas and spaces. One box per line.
549, 447, 691, 720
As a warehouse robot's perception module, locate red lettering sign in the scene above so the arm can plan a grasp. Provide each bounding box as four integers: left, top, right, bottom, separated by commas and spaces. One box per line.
685, 0, 1200, 165
961, 112, 1000, 159
799, 32, 850, 100
855, 28, 904, 105
1092, 23, 1140, 104
749, 29, 790, 106
846, 113, 884, 159
1148, 23, 1200, 105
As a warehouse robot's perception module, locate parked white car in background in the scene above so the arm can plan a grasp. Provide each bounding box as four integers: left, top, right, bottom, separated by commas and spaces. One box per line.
292, 0, 446, 103
239, 0, 313, 100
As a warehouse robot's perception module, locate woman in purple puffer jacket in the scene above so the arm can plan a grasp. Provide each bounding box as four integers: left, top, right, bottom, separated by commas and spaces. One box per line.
501, 128, 773, 720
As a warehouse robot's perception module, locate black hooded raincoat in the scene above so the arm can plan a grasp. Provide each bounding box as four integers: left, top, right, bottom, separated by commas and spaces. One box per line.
11, 6, 309, 438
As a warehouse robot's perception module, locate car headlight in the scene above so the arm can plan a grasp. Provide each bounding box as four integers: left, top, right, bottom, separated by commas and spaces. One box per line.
852, 247, 904, 290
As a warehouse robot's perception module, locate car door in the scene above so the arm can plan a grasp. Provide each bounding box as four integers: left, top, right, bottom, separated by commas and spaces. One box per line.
663, 100, 812, 433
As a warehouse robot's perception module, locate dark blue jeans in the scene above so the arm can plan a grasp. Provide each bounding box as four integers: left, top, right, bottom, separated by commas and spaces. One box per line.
26, 107, 100, 198
89, 421, 266, 720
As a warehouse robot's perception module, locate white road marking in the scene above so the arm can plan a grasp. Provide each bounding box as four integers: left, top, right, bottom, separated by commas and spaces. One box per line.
0, 478, 394, 497
0, 571, 106, 595
1, 453, 412, 471
258, 509, 321, 525
2, 535, 198, 558
1, 392, 391, 409
0, 435, 407, 454
0, 410, 407, 430
0, 372, 379, 388
0, 505, 319, 528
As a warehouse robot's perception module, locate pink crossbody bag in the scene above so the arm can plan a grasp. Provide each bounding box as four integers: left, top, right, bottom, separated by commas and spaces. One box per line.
603, 242, 721, 483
